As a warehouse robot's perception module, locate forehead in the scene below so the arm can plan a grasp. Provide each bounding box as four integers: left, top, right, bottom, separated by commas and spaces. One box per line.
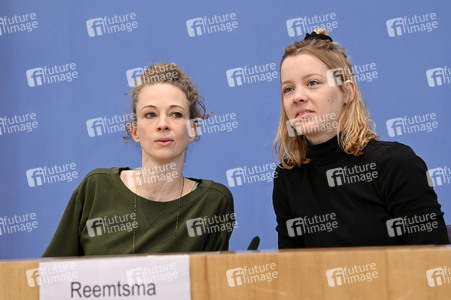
281, 53, 329, 79
137, 83, 188, 107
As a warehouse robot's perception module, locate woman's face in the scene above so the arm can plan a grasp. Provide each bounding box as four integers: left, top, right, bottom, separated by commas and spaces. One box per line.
131, 83, 196, 163
281, 53, 354, 144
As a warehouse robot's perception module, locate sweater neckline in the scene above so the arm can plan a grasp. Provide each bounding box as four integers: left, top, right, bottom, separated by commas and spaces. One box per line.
109, 167, 202, 207
307, 136, 347, 165
110, 167, 207, 230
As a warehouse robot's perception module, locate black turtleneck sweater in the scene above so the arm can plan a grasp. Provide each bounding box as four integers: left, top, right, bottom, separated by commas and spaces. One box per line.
273, 137, 449, 248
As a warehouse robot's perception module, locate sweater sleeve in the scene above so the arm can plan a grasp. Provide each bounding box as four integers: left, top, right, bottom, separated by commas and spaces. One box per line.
273, 168, 305, 249
42, 187, 84, 257
377, 143, 449, 245
203, 185, 235, 251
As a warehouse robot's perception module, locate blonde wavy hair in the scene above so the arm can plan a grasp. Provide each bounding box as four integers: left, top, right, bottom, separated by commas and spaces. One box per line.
274, 28, 378, 169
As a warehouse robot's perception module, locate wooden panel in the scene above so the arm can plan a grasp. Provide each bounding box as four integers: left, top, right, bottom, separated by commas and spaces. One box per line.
202, 248, 388, 300
190, 253, 208, 300
0, 260, 39, 300
1, 246, 450, 299
385, 246, 451, 300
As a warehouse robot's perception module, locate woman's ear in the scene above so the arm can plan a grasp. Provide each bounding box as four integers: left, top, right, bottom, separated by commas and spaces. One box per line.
342, 80, 356, 104
130, 121, 139, 142
188, 122, 198, 142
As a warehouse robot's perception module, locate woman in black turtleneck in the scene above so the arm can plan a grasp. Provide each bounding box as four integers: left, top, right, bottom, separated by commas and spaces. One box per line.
272, 28, 449, 248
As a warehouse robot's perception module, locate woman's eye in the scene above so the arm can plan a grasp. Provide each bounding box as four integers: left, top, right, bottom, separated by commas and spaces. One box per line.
308, 80, 319, 86
145, 112, 156, 118
283, 87, 293, 94
172, 112, 183, 118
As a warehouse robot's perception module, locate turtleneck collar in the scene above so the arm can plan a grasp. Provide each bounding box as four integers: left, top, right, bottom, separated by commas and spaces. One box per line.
306, 135, 347, 165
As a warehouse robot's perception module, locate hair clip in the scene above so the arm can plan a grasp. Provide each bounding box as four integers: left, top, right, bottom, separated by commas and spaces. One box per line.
303, 32, 333, 42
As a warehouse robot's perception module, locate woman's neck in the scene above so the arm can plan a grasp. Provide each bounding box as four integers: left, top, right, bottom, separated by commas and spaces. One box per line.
137, 156, 187, 202
305, 132, 337, 145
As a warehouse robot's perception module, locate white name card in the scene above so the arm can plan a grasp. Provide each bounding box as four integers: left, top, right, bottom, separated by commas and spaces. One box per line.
38, 255, 190, 300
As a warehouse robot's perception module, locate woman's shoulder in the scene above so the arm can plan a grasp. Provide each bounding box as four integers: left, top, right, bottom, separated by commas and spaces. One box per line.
364, 139, 420, 165
366, 139, 416, 153
78, 167, 126, 185
274, 163, 300, 178
194, 179, 233, 201
83, 167, 121, 178
66, 168, 127, 206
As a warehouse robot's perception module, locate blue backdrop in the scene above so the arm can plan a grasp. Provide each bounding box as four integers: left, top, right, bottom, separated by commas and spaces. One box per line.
1, 0, 450, 259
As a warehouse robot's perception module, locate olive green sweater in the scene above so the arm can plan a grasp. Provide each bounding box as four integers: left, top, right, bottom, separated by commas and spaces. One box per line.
43, 168, 235, 257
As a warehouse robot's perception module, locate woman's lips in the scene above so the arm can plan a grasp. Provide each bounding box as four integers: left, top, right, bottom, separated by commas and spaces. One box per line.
296, 110, 314, 119
155, 138, 173, 146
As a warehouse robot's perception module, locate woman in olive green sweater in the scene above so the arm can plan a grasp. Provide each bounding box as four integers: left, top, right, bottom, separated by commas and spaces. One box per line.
43, 63, 235, 256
